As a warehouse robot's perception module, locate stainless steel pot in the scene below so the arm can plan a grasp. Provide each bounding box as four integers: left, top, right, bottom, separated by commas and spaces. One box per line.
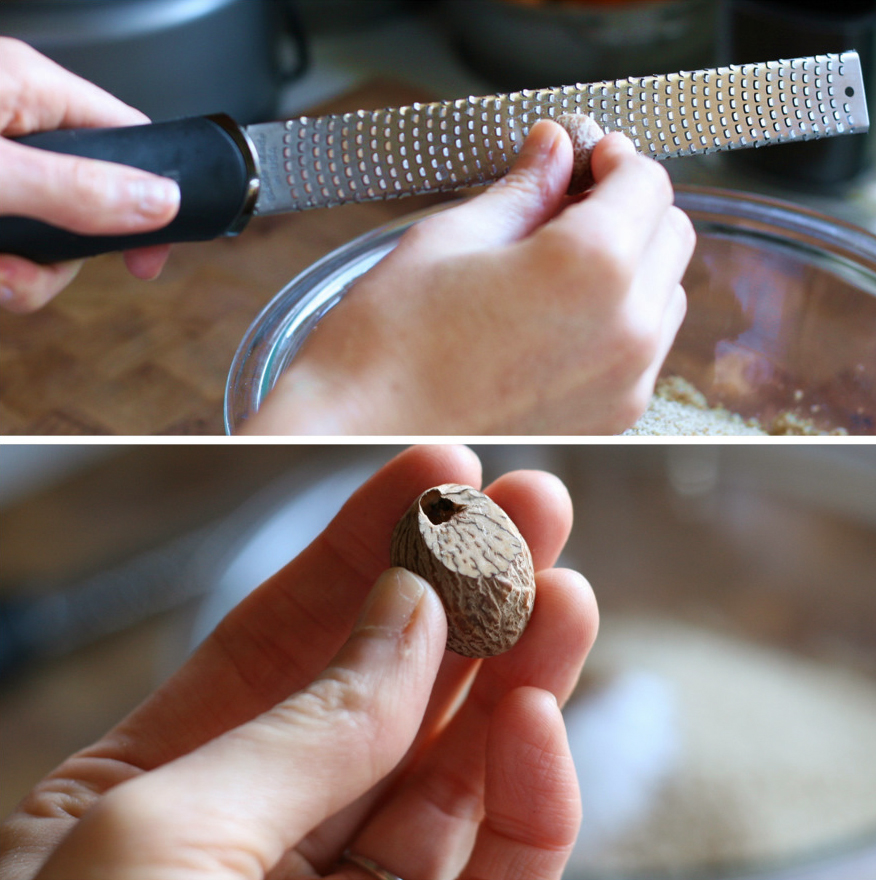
0, 0, 306, 123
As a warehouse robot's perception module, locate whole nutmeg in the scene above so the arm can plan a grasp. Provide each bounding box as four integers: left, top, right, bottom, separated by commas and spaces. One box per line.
554, 113, 606, 194
390, 483, 535, 658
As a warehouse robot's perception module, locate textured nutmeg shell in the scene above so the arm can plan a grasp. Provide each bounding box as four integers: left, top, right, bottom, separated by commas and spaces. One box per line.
390, 483, 535, 658
555, 113, 606, 194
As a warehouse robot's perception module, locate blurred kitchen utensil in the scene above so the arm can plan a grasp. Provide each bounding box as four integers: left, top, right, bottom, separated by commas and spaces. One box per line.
0, 0, 307, 123
0, 524, 214, 681
0, 454, 384, 682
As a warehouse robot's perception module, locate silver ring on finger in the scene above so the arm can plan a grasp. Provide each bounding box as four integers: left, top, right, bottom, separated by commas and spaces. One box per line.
340, 850, 404, 880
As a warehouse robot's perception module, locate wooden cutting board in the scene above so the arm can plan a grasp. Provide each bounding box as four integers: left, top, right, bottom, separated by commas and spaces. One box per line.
0, 82, 451, 435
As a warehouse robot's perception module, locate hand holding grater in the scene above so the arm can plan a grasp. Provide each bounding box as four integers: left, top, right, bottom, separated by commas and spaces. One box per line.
0, 51, 867, 265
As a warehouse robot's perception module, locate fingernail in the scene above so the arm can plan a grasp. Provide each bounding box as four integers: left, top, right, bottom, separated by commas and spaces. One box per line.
518, 119, 563, 163
605, 131, 637, 155
356, 568, 426, 636
128, 176, 180, 219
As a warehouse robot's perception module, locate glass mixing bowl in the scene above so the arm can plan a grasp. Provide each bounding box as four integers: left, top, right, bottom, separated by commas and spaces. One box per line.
225, 186, 876, 435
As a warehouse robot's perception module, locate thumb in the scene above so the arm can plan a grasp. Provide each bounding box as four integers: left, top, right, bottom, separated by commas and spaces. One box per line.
412, 119, 573, 252
0, 138, 180, 235
37, 568, 447, 880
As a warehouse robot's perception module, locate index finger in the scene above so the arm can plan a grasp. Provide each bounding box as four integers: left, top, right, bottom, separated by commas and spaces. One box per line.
552, 132, 676, 262
0, 37, 148, 135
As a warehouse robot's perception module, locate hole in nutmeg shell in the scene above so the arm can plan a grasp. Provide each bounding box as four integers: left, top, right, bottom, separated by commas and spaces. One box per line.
420, 489, 464, 525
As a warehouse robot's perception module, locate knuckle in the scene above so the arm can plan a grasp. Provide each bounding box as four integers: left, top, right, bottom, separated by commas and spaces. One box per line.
580, 226, 635, 293
67, 158, 113, 208
0, 36, 39, 63
597, 364, 656, 433
0, 40, 38, 113
520, 226, 574, 288
537, 220, 629, 287
595, 237, 634, 287
619, 327, 660, 375
0, 259, 76, 313
390, 211, 462, 263
305, 668, 370, 721
609, 310, 662, 375
494, 162, 548, 206
258, 666, 389, 776
533, 222, 580, 266
524, 221, 637, 316
42, 157, 131, 234
638, 154, 674, 205
669, 205, 697, 256
613, 385, 653, 432
16, 774, 102, 824
270, 667, 373, 739
418, 753, 485, 820
98, 779, 163, 828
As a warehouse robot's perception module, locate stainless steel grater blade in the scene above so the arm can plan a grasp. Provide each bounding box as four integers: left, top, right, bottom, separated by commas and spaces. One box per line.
249, 51, 869, 215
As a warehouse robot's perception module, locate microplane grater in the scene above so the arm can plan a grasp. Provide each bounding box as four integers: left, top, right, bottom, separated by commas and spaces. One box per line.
249, 51, 869, 215
0, 52, 868, 265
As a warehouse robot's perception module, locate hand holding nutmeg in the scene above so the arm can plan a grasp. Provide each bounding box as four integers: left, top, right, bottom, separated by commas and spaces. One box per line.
390, 483, 535, 658
247, 111, 690, 437
1, 446, 598, 880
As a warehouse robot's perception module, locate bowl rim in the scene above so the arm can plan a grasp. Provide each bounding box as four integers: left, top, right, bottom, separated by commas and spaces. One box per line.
224, 183, 876, 435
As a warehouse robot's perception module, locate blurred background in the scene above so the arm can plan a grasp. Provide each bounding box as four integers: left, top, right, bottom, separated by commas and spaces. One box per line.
1, 0, 876, 218
2, 442, 876, 880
